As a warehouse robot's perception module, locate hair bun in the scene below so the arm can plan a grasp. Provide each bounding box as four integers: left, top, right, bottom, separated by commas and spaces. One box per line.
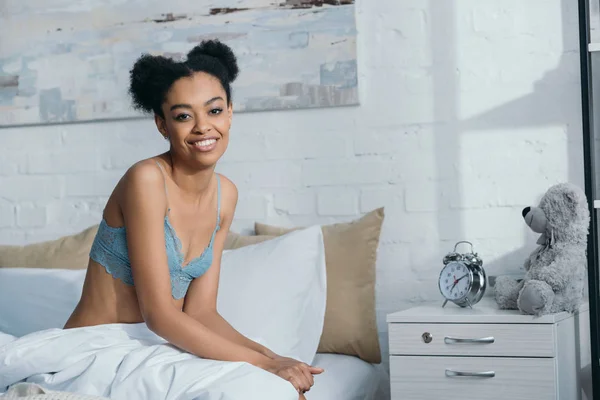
129, 54, 185, 113
186, 39, 239, 83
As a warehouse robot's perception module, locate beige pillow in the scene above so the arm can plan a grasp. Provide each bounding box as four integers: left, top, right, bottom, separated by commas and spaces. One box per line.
254, 207, 385, 364
224, 231, 275, 250
0, 227, 266, 270
0, 225, 98, 270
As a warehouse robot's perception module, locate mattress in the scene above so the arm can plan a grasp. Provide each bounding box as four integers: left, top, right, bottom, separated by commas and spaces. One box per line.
308, 353, 390, 400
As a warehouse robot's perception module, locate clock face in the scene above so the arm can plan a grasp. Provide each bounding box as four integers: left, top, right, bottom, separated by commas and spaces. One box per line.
439, 261, 472, 301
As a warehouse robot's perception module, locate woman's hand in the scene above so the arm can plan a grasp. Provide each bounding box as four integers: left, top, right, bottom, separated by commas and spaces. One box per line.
262, 356, 324, 393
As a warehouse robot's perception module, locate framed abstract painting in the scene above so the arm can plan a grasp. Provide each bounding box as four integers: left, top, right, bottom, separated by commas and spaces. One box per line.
0, 0, 358, 127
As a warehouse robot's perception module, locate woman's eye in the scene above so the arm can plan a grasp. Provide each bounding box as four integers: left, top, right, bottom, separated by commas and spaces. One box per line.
210, 108, 223, 115
175, 114, 191, 121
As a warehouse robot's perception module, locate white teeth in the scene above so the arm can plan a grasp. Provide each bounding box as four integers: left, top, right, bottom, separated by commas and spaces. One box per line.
194, 139, 216, 147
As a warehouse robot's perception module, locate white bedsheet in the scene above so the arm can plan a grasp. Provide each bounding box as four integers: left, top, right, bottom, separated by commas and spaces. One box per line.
0, 323, 300, 400
307, 354, 390, 400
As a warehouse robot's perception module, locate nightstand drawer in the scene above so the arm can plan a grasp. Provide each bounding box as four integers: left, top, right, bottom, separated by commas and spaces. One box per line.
389, 323, 555, 357
390, 355, 556, 400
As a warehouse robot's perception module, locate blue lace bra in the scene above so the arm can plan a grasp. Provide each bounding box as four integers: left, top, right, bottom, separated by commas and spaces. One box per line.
89, 162, 221, 300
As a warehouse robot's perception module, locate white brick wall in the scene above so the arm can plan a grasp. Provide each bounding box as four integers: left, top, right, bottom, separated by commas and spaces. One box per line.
0, 0, 584, 371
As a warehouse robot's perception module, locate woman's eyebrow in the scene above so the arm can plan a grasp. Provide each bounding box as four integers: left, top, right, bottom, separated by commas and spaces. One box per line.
170, 103, 192, 111
169, 97, 224, 111
204, 96, 224, 105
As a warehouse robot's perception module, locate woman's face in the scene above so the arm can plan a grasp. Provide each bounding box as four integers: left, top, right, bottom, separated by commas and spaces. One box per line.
156, 71, 232, 168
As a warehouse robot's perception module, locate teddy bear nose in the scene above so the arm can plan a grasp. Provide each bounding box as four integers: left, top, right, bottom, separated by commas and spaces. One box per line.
522, 206, 531, 218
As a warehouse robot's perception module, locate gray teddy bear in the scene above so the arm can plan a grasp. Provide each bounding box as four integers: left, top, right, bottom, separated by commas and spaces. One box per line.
494, 182, 589, 316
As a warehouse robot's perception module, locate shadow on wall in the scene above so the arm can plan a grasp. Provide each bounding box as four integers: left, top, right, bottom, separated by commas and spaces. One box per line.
429, 0, 583, 288
486, 195, 546, 287
458, 0, 581, 185
485, 225, 536, 289
431, 0, 465, 247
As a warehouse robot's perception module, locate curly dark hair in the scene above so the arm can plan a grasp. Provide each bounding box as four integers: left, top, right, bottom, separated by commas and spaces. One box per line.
128, 39, 240, 117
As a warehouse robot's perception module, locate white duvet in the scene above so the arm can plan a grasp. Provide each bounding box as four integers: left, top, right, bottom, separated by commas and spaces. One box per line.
0, 227, 328, 400
0, 323, 300, 399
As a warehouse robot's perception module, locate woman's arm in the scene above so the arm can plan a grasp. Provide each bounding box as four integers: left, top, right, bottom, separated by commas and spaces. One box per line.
182, 176, 279, 358
120, 162, 273, 368
190, 311, 280, 358
181, 176, 322, 393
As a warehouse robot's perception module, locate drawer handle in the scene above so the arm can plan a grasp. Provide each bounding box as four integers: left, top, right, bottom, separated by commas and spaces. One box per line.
444, 336, 495, 344
445, 369, 495, 378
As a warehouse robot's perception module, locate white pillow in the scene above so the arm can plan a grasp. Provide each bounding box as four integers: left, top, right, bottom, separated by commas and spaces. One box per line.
0, 268, 85, 337
0, 226, 327, 366
216, 225, 327, 365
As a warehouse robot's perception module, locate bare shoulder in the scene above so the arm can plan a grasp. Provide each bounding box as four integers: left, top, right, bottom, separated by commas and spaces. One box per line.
118, 158, 167, 210
216, 173, 238, 219
123, 159, 164, 187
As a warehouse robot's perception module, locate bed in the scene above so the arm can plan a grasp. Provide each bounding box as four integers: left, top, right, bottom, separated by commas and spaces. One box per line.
0, 224, 390, 400
0, 328, 389, 400
308, 354, 390, 400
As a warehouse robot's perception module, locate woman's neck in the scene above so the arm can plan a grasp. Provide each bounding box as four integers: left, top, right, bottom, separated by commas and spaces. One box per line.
162, 152, 215, 202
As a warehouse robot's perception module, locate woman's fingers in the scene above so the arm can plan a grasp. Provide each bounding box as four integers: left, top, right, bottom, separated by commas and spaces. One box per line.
287, 371, 309, 393
298, 364, 314, 388
308, 365, 324, 374
288, 376, 302, 393
291, 368, 311, 392
297, 369, 312, 392
279, 359, 324, 393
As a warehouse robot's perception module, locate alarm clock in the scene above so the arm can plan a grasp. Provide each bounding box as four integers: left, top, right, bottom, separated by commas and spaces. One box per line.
438, 241, 487, 308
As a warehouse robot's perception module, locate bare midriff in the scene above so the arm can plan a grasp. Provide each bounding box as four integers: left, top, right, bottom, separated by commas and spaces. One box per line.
63, 259, 184, 329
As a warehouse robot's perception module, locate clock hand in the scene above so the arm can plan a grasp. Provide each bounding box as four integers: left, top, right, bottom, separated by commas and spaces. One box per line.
450, 275, 458, 292
455, 274, 468, 282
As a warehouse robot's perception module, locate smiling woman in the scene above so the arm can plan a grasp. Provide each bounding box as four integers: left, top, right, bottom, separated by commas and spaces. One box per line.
60, 39, 320, 398
128, 40, 238, 168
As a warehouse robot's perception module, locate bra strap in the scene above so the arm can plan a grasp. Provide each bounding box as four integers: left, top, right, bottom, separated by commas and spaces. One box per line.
208, 174, 221, 247
154, 160, 170, 212
216, 173, 221, 225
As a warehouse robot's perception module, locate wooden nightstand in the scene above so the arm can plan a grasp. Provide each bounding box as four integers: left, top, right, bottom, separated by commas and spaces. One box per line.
386, 297, 591, 400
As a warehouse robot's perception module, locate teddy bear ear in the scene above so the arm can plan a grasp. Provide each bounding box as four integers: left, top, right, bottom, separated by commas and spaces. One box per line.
564, 190, 576, 203
564, 190, 580, 215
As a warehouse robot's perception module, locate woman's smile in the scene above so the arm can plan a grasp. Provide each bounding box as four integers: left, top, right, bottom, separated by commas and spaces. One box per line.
188, 136, 219, 152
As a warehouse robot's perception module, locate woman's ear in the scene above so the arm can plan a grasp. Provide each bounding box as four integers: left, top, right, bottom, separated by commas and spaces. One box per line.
154, 114, 168, 139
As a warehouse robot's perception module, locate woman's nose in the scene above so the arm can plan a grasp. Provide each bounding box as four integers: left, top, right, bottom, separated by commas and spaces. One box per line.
194, 118, 212, 134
